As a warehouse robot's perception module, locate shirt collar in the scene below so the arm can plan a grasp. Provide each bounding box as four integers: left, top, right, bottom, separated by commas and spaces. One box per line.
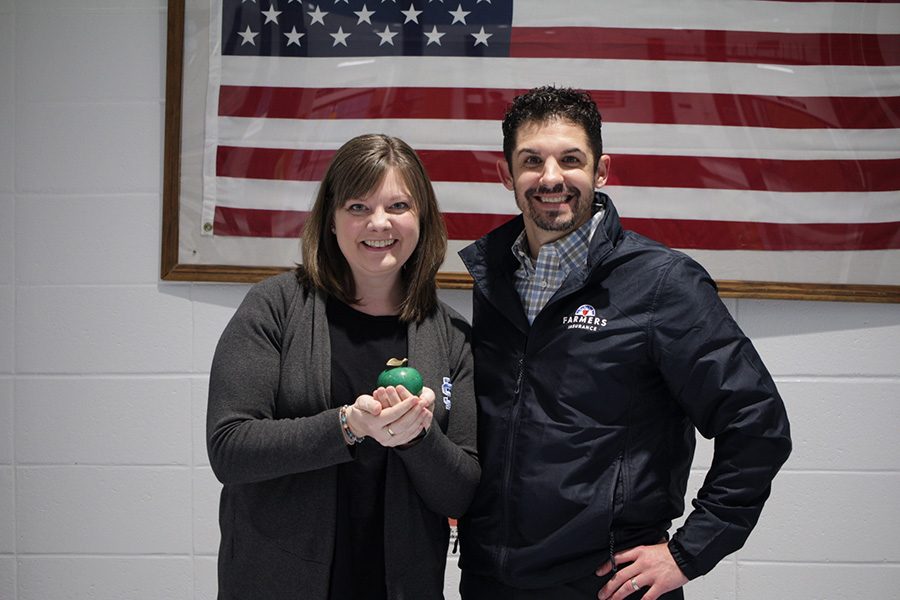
511, 208, 605, 274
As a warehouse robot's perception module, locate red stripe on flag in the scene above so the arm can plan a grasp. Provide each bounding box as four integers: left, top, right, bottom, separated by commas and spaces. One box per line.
218, 85, 900, 129
509, 27, 900, 66
611, 155, 900, 193
214, 207, 310, 239
213, 206, 900, 250
216, 146, 900, 193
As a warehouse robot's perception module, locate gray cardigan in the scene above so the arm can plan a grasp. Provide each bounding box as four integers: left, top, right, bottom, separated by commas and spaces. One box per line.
207, 272, 480, 599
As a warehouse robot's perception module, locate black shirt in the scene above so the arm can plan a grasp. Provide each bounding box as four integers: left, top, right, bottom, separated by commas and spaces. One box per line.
327, 298, 407, 600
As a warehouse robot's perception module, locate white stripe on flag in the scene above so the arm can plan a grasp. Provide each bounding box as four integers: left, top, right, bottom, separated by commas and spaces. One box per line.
215, 177, 900, 225
219, 55, 900, 97
216, 117, 900, 160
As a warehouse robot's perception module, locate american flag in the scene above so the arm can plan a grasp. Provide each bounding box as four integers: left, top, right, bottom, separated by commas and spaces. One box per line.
201, 0, 900, 285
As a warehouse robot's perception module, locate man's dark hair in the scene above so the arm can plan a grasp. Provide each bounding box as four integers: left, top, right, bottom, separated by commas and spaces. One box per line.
501, 86, 604, 170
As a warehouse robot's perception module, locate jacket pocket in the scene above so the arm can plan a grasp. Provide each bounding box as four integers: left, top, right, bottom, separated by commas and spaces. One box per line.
513, 420, 622, 545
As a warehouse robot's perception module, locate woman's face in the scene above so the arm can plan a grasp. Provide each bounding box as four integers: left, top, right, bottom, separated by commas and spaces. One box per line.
333, 167, 421, 289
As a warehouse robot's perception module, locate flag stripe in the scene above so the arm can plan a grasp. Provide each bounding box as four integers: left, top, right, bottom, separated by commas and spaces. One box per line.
509, 27, 900, 66
625, 217, 900, 251
215, 116, 900, 159
219, 55, 900, 97
215, 146, 900, 193
218, 85, 900, 130
214, 177, 900, 225
212, 206, 900, 251
510, 1, 900, 33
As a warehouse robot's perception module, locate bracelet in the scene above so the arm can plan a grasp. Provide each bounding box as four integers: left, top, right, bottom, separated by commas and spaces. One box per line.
339, 405, 365, 445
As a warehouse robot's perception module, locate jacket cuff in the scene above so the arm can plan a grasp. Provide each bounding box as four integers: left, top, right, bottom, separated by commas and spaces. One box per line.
667, 538, 699, 581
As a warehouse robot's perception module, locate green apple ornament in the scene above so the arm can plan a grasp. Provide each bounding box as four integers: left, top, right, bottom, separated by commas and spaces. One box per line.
376, 358, 424, 396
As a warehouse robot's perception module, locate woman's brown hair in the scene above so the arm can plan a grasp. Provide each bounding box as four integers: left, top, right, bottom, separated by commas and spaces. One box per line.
298, 133, 447, 322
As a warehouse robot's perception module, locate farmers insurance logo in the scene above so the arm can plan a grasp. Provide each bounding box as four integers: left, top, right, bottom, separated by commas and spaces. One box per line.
562, 304, 608, 331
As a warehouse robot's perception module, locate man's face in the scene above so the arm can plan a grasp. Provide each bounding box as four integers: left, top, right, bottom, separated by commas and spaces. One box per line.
499, 118, 609, 255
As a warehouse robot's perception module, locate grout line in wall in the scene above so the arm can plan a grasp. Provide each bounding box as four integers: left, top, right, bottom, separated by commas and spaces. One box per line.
190, 281, 198, 600
11, 381, 17, 596
11, 373, 212, 379
735, 559, 900, 567
12, 553, 200, 558
773, 375, 900, 383
13, 464, 196, 469
14, 191, 160, 198
11, 30, 18, 587
732, 553, 740, 600
12, 6, 168, 15
768, 468, 900, 475
14, 282, 193, 289
690, 467, 900, 475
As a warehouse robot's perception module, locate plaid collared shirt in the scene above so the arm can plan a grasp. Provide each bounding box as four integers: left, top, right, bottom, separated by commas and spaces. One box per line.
512, 209, 605, 325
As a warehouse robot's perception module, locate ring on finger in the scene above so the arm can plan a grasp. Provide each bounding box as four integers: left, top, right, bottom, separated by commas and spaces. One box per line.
387, 427, 396, 437
630, 578, 640, 592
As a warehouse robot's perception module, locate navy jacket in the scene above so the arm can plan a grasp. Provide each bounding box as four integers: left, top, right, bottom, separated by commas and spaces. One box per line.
458, 195, 791, 588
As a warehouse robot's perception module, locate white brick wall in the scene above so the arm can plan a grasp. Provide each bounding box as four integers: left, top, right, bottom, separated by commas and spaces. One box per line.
2, 1, 898, 598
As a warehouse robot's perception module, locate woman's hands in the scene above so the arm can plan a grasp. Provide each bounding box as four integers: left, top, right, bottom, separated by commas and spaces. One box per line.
345, 385, 434, 447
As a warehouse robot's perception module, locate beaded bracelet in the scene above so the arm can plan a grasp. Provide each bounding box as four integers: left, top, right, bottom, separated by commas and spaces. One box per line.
339, 405, 365, 445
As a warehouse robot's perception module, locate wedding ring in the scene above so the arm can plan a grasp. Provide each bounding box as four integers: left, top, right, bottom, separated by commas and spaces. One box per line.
387, 427, 396, 436
631, 578, 640, 592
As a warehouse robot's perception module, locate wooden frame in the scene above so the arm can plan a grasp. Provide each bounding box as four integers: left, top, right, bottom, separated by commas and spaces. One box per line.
161, 0, 900, 302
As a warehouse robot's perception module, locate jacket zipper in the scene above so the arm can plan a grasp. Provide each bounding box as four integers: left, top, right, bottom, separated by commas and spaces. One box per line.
498, 356, 526, 576
609, 530, 617, 574
608, 450, 625, 574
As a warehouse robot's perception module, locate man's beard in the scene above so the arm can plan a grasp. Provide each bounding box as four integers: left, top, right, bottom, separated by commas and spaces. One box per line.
518, 183, 591, 232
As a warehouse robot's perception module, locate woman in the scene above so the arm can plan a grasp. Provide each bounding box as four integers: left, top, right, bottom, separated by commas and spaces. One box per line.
207, 134, 479, 599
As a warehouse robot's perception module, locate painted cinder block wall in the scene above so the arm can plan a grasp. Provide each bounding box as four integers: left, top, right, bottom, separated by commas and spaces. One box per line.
1, 1, 899, 598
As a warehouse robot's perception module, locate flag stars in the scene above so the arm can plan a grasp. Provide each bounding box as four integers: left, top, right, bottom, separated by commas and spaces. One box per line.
424, 25, 445, 45
354, 4, 375, 24
284, 25, 305, 46
375, 25, 399, 46
401, 3, 422, 23
330, 25, 351, 46
261, 4, 282, 24
238, 25, 259, 45
448, 4, 470, 25
471, 26, 492, 46
307, 4, 328, 25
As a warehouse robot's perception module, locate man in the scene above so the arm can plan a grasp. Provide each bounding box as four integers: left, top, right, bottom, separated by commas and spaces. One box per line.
457, 86, 791, 600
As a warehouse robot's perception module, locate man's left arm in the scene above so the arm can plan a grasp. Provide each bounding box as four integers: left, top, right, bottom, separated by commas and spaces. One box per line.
655, 257, 791, 580
598, 256, 791, 600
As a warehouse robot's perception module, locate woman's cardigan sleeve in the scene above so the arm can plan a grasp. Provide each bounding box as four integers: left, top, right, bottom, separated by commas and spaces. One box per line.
395, 304, 481, 518
207, 275, 352, 485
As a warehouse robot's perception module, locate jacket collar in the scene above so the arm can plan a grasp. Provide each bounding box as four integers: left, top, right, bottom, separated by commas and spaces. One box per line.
459, 192, 623, 328
460, 191, 622, 279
